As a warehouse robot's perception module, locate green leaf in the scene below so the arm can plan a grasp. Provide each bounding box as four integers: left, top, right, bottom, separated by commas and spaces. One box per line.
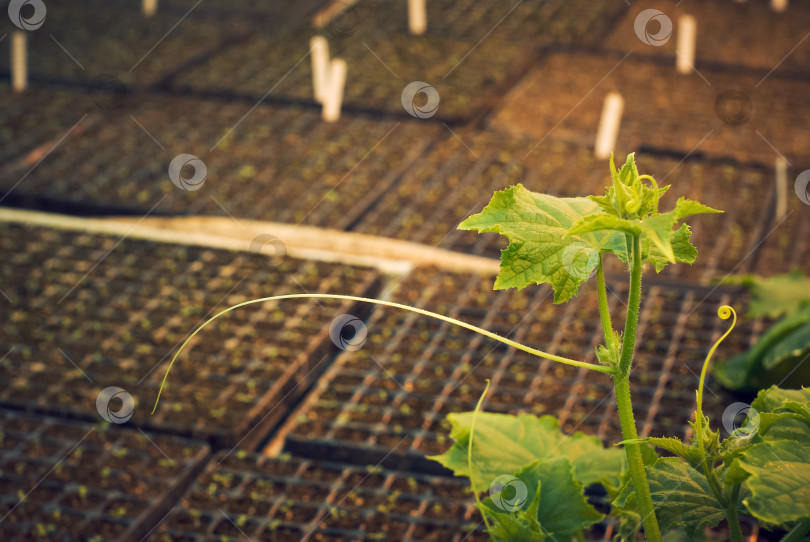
726, 440, 810, 525
752, 385, 810, 413
429, 412, 627, 493
671, 197, 723, 221
482, 458, 603, 540
715, 309, 810, 392
713, 352, 755, 391
484, 483, 546, 541
645, 457, 727, 535
752, 386, 810, 445
722, 271, 810, 319
646, 437, 702, 467
595, 332, 621, 366
762, 320, 810, 370
647, 224, 698, 272
567, 214, 641, 237
639, 198, 721, 263
458, 184, 624, 303
616, 153, 639, 186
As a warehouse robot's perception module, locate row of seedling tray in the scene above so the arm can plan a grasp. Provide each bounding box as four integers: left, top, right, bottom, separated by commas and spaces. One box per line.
0, 222, 775, 540
0, 220, 382, 449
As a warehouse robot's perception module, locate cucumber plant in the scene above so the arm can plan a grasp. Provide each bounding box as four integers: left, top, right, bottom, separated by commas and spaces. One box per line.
153, 154, 810, 541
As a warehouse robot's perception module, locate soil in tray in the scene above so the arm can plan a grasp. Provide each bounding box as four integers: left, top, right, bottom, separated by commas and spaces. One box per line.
0, 93, 440, 226
0, 408, 209, 541
750, 195, 810, 276
0, 0, 254, 88
0, 221, 381, 449
147, 451, 487, 542
489, 51, 810, 168
311, 0, 624, 45
352, 128, 769, 285
170, 0, 624, 121
603, 0, 810, 74
171, 29, 527, 122
273, 265, 754, 471
0, 86, 102, 167
165, 0, 328, 22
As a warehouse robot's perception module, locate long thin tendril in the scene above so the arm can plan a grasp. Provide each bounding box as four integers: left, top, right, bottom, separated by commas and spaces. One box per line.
696, 305, 737, 431
152, 294, 614, 413
469, 379, 492, 531
694, 305, 737, 508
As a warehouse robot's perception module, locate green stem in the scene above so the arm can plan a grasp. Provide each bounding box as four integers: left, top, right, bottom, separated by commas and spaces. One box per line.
152, 294, 614, 413
469, 379, 492, 532
596, 256, 616, 354
617, 234, 642, 376
780, 518, 810, 542
615, 234, 662, 542
725, 484, 743, 542
615, 376, 661, 542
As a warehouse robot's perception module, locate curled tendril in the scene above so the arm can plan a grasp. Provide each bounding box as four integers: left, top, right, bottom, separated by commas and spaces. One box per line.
626, 199, 641, 213
695, 305, 737, 450
698, 305, 737, 411
717, 305, 733, 320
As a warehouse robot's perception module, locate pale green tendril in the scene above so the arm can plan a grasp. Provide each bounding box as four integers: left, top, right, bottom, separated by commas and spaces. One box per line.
695, 305, 737, 509
152, 294, 614, 414
696, 305, 737, 431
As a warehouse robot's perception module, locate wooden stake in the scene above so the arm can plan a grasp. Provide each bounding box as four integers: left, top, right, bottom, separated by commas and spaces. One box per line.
771, 0, 788, 12
11, 32, 27, 93
143, 0, 158, 17
310, 36, 330, 104
775, 157, 788, 221
322, 59, 347, 123
676, 15, 697, 74
595, 92, 624, 160
409, 0, 427, 35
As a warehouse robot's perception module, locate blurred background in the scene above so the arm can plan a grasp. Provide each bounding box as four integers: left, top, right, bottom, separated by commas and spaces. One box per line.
0, 0, 808, 540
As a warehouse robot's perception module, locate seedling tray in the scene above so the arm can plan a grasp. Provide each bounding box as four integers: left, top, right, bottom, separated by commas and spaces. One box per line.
0, 86, 101, 167
170, 30, 531, 123
168, 0, 625, 122
604, 0, 810, 75
146, 451, 489, 541
0, 408, 209, 541
489, 51, 810, 167
0, 94, 439, 224
0, 221, 382, 449
0, 0, 255, 88
165, 0, 329, 23
313, 0, 624, 45
269, 266, 760, 473
148, 451, 768, 541
750, 194, 810, 276
352, 130, 770, 284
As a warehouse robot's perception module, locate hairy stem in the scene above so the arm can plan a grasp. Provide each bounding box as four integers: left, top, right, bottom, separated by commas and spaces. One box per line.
615, 234, 662, 542
596, 256, 616, 354
618, 235, 642, 376
152, 294, 614, 413
780, 518, 810, 542
725, 483, 743, 542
